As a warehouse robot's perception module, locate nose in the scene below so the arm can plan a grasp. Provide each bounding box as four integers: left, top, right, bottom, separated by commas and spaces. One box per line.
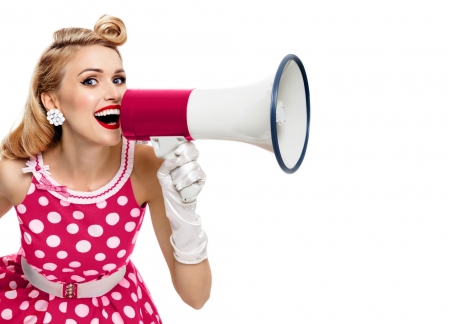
104, 82, 123, 102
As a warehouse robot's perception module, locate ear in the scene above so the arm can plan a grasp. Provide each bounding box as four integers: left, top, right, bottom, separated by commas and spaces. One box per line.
41, 92, 59, 111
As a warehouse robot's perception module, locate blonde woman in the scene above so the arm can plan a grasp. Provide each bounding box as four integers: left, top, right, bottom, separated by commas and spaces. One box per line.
0, 15, 211, 323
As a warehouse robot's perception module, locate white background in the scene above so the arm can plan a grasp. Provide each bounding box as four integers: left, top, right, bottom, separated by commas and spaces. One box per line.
0, 1, 449, 323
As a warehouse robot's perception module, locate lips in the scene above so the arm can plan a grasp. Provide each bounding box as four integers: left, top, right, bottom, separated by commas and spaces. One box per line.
94, 105, 121, 130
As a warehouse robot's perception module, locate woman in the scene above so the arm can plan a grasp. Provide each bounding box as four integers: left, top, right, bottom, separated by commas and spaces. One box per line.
0, 15, 211, 323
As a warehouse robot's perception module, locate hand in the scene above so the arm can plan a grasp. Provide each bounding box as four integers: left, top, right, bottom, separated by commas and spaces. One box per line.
156, 142, 208, 264
157, 142, 206, 202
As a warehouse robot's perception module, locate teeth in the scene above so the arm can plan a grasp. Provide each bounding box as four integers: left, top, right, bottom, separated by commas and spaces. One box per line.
94, 109, 120, 117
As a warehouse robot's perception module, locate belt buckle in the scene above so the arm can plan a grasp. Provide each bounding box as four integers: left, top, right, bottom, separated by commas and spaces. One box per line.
62, 283, 78, 298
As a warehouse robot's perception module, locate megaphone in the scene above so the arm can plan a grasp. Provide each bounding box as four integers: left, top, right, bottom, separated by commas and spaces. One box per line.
121, 54, 310, 199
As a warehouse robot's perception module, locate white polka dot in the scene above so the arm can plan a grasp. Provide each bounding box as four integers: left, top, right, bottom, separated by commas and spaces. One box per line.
128, 273, 137, 285
102, 309, 108, 319
76, 240, 91, 253
44, 275, 57, 280
125, 222, 136, 232
107, 236, 120, 248
119, 278, 130, 288
111, 292, 122, 300
95, 253, 106, 261
67, 223, 79, 234
65, 319, 76, 324
71, 275, 85, 282
29, 290, 39, 298
35, 250, 45, 258
69, 261, 81, 268
75, 304, 90, 318
46, 235, 60, 247
5, 290, 17, 299
35, 300, 49, 311
96, 201, 107, 209
138, 286, 142, 299
39, 196, 49, 206
49, 295, 55, 301
60, 200, 70, 206
112, 312, 125, 324
90, 319, 99, 324
62, 268, 74, 272
103, 263, 116, 271
29, 219, 44, 234
106, 213, 120, 226
84, 270, 99, 276
20, 301, 29, 310
27, 183, 36, 195
88, 225, 103, 237
117, 249, 126, 258
1, 309, 12, 320
17, 215, 23, 224
9, 280, 17, 289
0, 272, 5, 279
131, 293, 138, 302
137, 272, 143, 283
130, 208, 141, 217
57, 251, 68, 259
101, 296, 110, 306
124, 306, 135, 318
59, 302, 68, 313
73, 211, 84, 220
23, 315, 38, 324
43, 312, 52, 324
17, 204, 26, 214
145, 302, 153, 315
92, 297, 99, 307
47, 211, 61, 223
117, 196, 128, 206
43, 263, 57, 271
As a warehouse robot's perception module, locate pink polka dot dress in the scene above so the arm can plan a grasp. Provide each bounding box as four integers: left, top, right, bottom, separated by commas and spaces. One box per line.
0, 139, 162, 323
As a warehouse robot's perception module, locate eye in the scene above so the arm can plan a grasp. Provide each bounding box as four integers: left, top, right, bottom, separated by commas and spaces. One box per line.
82, 78, 98, 86
113, 77, 126, 85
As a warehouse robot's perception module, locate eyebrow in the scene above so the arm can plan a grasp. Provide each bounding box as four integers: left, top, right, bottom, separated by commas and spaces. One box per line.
77, 68, 125, 76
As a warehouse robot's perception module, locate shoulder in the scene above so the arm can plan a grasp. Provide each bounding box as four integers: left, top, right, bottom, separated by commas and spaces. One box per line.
0, 157, 32, 205
133, 143, 164, 176
130, 143, 164, 204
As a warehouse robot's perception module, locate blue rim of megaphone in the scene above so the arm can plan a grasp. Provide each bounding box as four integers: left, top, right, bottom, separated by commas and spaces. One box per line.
270, 54, 310, 174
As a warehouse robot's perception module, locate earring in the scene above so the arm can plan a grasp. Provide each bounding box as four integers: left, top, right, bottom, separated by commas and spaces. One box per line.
47, 109, 65, 126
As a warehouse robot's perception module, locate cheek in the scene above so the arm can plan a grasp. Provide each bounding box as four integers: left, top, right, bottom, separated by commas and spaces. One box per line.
62, 91, 98, 114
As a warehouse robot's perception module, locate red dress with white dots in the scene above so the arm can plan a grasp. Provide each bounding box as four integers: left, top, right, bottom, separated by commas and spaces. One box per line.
0, 139, 162, 324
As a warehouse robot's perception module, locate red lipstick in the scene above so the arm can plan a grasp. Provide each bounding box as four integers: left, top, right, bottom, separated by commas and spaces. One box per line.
94, 105, 121, 130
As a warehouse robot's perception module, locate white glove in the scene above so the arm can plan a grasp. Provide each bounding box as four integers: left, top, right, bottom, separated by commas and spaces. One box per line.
157, 142, 208, 264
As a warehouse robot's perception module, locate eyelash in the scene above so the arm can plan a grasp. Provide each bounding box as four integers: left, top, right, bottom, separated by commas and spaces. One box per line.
81, 77, 126, 86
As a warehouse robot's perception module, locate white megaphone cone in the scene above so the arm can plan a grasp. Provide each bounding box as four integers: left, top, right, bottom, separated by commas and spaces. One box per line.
121, 54, 310, 199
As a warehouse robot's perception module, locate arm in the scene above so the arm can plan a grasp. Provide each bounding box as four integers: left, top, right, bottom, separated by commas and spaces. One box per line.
133, 144, 212, 309
0, 158, 31, 219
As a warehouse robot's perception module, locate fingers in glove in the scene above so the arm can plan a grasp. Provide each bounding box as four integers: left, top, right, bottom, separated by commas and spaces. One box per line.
171, 161, 202, 187
176, 168, 206, 191
175, 142, 199, 166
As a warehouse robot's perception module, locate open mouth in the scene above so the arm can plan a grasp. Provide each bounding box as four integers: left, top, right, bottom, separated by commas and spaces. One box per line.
94, 106, 121, 129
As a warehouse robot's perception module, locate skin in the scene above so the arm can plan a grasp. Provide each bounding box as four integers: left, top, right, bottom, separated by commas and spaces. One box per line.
0, 44, 211, 309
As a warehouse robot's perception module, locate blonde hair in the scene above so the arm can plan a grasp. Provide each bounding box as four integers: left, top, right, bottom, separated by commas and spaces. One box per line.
0, 15, 127, 160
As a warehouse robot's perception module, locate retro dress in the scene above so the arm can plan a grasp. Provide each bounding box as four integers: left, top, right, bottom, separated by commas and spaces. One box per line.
0, 139, 162, 323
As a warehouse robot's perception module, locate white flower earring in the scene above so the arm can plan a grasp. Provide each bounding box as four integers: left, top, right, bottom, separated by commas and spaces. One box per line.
47, 109, 65, 126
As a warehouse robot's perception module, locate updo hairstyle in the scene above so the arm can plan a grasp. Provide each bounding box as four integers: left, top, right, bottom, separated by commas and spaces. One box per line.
1, 15, 127, 159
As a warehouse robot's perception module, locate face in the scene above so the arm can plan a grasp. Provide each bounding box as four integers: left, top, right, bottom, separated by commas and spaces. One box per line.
54, 44, 127, 146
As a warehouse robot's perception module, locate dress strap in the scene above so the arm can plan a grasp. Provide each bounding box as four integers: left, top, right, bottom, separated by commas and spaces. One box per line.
23, 138, 136, 204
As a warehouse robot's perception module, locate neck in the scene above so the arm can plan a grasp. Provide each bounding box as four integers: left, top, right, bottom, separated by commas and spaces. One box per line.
43, 135, 123, 192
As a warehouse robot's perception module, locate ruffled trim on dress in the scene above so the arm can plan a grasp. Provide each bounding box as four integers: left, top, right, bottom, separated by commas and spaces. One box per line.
22, 138, 135, 205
